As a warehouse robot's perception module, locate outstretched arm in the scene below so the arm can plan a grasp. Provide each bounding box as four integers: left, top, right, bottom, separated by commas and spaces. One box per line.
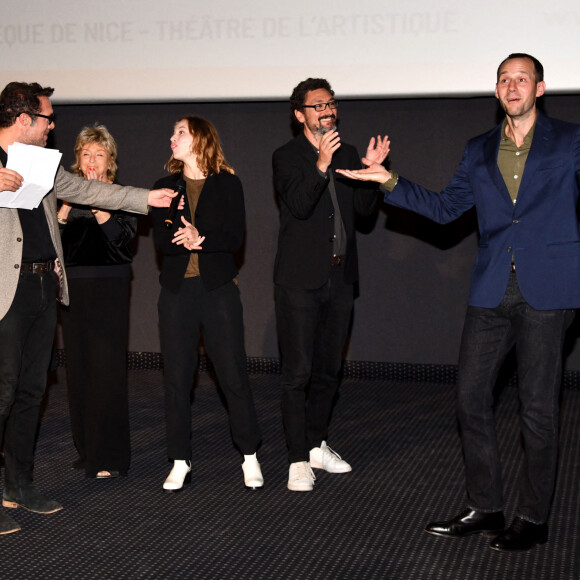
148, 188, 180, 208
336, 134, 392, 183
336, 162, 392, 184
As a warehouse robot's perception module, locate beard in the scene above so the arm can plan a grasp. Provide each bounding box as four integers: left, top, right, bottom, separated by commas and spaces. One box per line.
26, 130, 49, 148
498, 91, 537, 121
307, 114, 337, 137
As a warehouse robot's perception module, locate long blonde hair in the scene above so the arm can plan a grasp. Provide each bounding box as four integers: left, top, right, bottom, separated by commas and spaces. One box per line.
71, 124, 118, 182
165, 116, 235, 176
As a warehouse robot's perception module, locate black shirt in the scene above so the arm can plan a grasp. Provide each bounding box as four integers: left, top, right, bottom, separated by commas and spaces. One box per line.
0, 146, 57, 262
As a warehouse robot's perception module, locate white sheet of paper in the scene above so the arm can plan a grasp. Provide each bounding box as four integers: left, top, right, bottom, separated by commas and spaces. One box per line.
0, 143, 62, 209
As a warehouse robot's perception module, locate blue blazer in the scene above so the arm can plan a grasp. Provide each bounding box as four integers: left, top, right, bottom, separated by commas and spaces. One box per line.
386, 112, 580, 310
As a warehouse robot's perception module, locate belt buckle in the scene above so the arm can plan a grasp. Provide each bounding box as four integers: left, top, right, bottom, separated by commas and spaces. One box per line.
23, 261, 52, 274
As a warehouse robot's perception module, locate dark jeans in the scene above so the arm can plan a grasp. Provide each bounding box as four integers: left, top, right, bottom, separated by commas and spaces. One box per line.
158, 277, 261, 459
0, 270, 57, 489
275, 265, 354, 463
60, 276, 131, 477
457, 272, 575, 524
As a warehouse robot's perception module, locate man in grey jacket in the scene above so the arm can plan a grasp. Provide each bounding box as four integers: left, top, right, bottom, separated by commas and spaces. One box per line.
0, 81, 176, 535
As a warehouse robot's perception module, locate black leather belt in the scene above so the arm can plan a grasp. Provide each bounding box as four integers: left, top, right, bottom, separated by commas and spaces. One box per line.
331, 255, 345, 266
20, 260, 55, 274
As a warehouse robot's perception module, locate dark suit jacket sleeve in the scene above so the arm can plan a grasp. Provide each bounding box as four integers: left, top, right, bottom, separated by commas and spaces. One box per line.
273, 144, 330, 220
99, 212, 138, 248
575, 125, 580, 186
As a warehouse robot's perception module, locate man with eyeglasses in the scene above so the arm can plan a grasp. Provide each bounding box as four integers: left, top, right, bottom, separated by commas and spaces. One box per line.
0, 81, 177, 535
272, 78, 388, 491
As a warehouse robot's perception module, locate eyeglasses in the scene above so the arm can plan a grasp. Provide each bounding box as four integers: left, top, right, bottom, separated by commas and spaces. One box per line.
25, 112, 56, 124
302, 100, 338, 112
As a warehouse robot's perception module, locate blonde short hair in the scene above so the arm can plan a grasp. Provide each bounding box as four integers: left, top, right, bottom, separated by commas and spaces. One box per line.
71, 123, 118, 182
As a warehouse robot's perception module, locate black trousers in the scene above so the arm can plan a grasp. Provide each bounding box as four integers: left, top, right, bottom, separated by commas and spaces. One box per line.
158, 277, 261, 459
60, 276, 131, 477
457, 272, 575, 523
0, 270, 57, 490
275, 265, 354, 463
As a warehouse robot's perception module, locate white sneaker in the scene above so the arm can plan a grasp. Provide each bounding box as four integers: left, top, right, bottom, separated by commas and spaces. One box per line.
287, 461, 315, 492
163, 460, 192, 492
309, 441, 352, 473
242, 453, 264, 489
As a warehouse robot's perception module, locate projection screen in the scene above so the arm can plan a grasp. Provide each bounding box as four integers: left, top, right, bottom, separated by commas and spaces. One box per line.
2, 0, 580, 103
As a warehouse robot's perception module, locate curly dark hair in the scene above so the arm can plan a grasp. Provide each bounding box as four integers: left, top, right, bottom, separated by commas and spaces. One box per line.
289, 78, 334, 134
0, 82, 54, 128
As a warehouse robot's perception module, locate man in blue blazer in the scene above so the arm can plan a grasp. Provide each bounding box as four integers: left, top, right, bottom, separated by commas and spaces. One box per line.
337, 53, 580, 552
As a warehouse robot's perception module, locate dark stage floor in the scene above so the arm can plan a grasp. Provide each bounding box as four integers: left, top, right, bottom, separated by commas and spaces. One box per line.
1, 369, 579, 579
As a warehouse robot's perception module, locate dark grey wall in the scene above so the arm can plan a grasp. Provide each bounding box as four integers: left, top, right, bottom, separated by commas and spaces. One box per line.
51, 93, 580, 369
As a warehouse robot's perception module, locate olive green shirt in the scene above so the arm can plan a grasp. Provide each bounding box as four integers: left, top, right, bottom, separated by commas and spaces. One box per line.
497, 118, 537, 204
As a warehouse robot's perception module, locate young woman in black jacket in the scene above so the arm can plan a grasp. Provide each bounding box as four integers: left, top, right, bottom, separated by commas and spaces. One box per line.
151, 116, 263, 492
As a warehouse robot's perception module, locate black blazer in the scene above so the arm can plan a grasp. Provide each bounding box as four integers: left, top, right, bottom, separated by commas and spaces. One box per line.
151, 172, 245, 292
273, 133, 378, 290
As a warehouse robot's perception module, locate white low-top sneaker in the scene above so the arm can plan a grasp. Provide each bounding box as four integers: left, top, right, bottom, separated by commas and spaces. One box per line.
287, 461, 315, 491
163, 460, 192, 492
309, 441, 352, 473
242, 453, 264, 489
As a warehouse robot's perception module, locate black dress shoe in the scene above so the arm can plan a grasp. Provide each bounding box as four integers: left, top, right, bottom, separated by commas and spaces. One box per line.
490, 517, 548, 552
425, 508, 505, 538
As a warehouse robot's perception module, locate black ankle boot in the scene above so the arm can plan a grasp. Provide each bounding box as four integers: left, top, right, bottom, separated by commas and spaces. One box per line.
3, 485, 63, 514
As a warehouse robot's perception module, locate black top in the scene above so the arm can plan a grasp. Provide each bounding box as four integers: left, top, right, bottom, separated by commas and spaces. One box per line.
1, 146, 56, 262
151, 171, 246, 292
58, 194, 137, 278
